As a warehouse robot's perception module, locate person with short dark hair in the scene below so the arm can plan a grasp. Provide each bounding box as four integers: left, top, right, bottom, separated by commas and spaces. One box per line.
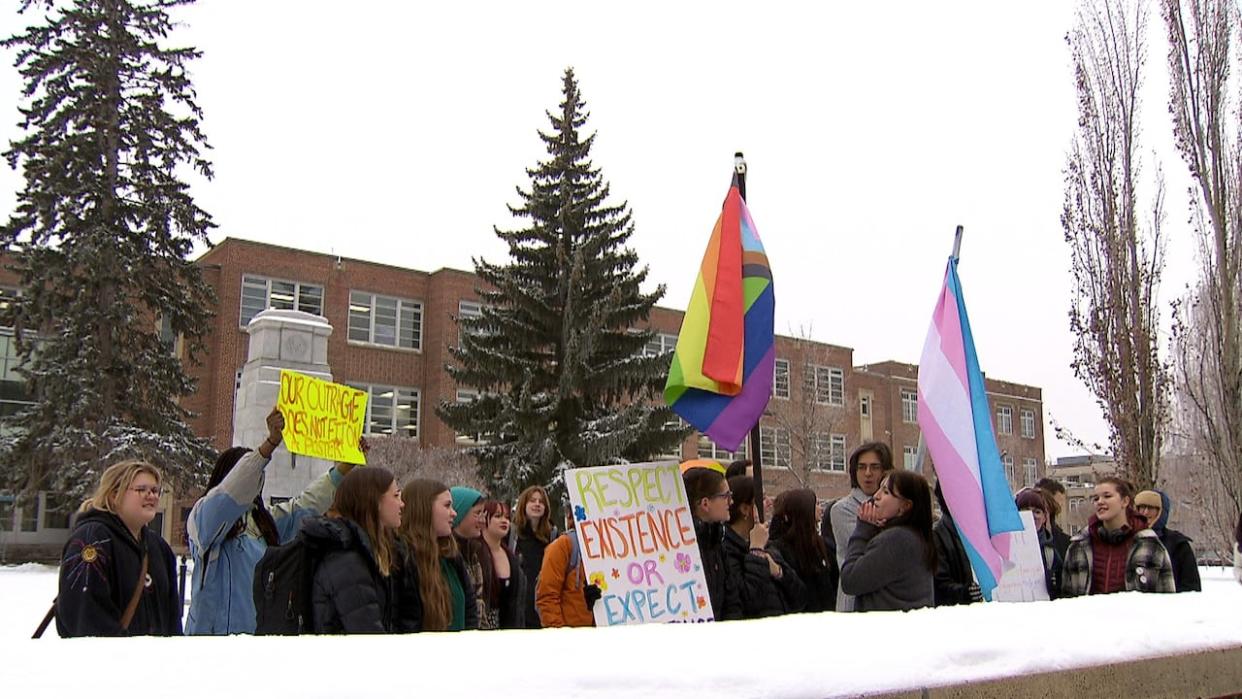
1015, 488, 1062, 598
840, 471, 937, 612
830, 441, 895, 611
1062, 477, 1174, 596
1134, 489, 1201, 592
724, 459, 752, 480
683, 465, 734, 620
185, 406, 357, 635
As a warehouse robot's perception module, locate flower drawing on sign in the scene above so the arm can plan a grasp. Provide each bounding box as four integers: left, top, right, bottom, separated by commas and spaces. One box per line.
611, 568, 620, 580
589, 571, 608, 592
574, 505, 587, 522
697, 596, 708, 609
659, 553, 667, 564
674, 552, 692, 574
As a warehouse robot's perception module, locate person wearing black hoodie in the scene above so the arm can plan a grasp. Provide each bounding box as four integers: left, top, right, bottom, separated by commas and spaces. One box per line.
304, 467, 404, 634
1035, 478, 1072, 564
683, 465, 736, 620
931, 480, 980, 606
1135, 489, 1201, 592
721, 476, 806, 618
56, 461, 182, 637
772, 488, 835, 612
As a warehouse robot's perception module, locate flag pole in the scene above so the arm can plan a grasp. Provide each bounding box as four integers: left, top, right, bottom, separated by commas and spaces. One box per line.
915, 225, 964, 475
736, 151, 766, 523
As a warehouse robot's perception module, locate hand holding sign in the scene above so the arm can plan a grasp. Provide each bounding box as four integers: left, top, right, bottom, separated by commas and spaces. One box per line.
336, 436, 370, 475
258, 407, 285, 459
277, 370, 368, 465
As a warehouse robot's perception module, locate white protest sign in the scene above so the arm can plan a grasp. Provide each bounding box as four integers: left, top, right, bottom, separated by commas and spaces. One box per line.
992, 510, 1052, 603
566, 461, 714, 625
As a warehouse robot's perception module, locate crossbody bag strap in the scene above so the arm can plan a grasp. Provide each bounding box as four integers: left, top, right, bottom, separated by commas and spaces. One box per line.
119, 551, 150, 631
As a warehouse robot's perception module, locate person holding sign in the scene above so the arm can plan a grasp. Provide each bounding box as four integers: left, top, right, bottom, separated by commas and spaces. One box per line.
683, 465, 734, 620
721, 476, 805, 619
1015, 488, 1062, 599
534, 525, 596, 628
840, 471, 936, 612
186, 406, 360, 635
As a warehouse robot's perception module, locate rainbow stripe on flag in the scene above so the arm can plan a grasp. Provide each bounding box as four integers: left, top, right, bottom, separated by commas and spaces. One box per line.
664, 175, 774, 452
917, 256, 1023, 601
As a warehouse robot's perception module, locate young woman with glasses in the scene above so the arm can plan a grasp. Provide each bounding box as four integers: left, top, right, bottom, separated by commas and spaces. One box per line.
683, 464, 733, 620
56, 460, 182, 637
840, 470, 937, 612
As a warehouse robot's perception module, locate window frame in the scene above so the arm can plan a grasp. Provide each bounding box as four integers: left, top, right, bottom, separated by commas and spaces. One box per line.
239, 274, 324, 328
347, 290, 424, 351
807, 364, 845, 406
997, 405, 1014, 436
901, 388, 918, 424
773, 358, 791, 400
349, 383, 421, 438
1020, 409, 1036, 439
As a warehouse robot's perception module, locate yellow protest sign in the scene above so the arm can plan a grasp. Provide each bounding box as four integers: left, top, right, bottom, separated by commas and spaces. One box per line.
277, 369, 368, 464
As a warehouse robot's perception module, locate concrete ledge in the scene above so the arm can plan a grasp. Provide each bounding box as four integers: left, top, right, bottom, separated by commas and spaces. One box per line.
868, 645, 1242, 699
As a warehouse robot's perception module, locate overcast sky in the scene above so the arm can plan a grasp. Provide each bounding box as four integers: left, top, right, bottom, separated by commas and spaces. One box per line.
0, 1, 1203, 461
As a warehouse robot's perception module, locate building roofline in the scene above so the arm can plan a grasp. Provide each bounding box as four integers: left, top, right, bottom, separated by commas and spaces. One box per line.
197, 236, 476, 277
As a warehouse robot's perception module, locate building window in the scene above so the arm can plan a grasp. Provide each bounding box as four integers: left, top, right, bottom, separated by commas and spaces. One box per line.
43, 494, 73, 530
240, 275, 324, 326
773, 359, 791, 399
458, 300, 483, 342
824, 433, 846, 472
1020, 409, 1036, 439
453, 389, 489, 446
901, 388, 918, 423
997, 405, 1013, 435
759, 426, 791, 468
351, 384, 420, 437
19, 495, 39, 532
860, 394, 871, 417
643, 333, 678, 358
348, 291, 423, 350
0, 493, 13, 532
698, 434, 747, 462
1023, 458, 1038, 488
904, 445, 918, 470
807, 365, 844, 406
1003, 454, 1015, 487
0, 331, 35, 418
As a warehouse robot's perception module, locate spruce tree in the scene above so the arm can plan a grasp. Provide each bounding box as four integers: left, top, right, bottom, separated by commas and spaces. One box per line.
438, 68, 686, 503
0, 0, 216, 501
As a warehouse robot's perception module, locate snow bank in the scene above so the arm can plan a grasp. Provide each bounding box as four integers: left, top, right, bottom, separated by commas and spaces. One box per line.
3, 565, 1240, 698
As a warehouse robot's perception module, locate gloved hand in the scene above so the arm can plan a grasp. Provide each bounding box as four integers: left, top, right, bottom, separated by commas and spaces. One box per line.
967, 582, 983, 603
584, 584, 602, 611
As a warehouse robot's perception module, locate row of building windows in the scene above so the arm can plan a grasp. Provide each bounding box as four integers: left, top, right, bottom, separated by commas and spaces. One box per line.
241, 275, 426, 351
0, 493, 74, 532
896, 388, 1037, 438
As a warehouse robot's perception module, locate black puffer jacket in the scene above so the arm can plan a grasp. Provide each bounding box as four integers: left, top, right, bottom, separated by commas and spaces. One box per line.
514, 527, 551, 628
932, 508, 974, 606
56, 509, 182, 637
303, 516, 394, 634
770, 537, 835, 613
721, 527, 806, 619
695, 518, 734, 620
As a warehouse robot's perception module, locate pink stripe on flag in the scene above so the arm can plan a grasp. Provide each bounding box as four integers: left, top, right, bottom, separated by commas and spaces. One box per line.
918, 403, 1004, 581
931, 277, 969, 391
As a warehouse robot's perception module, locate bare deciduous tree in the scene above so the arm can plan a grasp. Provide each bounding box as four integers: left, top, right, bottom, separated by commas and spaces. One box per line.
1163, 0, 1242, 540
362, 437, 487, 492
767, 326, 845, 489
1063, 0, 1170, 490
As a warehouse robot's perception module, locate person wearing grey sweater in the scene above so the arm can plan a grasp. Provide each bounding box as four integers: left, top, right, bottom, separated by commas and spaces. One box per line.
840, 470, 936, 612
831, 442, 895, 611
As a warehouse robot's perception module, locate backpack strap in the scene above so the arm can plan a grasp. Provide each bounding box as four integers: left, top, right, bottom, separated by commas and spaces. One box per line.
31, 600, 56, 639
120, 551, 150, 632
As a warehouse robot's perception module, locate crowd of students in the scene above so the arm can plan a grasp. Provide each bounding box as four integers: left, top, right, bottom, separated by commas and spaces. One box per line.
50, 406, 1240, 637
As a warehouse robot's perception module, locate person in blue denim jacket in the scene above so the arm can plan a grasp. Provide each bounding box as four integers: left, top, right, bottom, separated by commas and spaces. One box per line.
185, 406, 356, 634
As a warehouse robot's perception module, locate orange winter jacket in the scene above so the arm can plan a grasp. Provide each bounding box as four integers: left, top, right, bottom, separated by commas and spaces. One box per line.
535, 533, 595, 628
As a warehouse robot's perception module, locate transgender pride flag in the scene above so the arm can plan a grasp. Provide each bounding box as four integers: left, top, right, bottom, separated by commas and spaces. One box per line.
917, 255, 1023, 601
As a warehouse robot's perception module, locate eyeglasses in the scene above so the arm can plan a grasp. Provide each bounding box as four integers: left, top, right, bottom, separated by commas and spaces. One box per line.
709, 491, 733, 500
129, 485, 164, 497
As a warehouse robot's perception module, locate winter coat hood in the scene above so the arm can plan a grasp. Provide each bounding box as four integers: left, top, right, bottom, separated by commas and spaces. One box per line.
1154, 489, 1172, 532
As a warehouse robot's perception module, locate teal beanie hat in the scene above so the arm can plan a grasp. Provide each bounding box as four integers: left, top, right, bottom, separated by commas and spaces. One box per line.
450, 486, 484, 529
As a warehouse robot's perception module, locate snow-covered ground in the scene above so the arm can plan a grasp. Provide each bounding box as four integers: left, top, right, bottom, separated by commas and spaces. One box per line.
2, 564, 1240, 697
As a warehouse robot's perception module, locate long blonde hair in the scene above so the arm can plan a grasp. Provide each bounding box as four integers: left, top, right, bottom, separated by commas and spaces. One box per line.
399, 479, 459, 631
513, 485, 553, 543
79, 460, 162, 514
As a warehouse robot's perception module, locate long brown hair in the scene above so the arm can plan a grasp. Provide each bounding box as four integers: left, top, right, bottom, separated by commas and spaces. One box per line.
329, 467, 396, 577
882, 470, 938, 573
513, 485, 552, 543
400, 479, 459, 632
80, 460, 162, 514
773, 488, 829, 578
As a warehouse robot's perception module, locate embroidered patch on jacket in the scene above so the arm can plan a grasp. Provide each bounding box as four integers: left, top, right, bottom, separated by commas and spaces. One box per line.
63, 536, 112, 592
